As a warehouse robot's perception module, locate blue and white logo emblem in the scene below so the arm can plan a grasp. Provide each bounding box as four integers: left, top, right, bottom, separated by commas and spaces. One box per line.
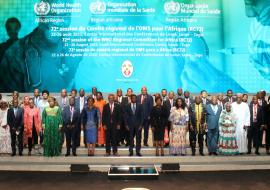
164, 1, 180, 14
89, 1, 106, 14
34, 1, 51, 16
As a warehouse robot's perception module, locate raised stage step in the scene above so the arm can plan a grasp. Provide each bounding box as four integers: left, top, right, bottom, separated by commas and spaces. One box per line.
0, 154, 270, 172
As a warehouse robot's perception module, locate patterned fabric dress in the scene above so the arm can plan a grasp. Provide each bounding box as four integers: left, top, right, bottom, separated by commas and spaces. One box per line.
169, 107, 189, 155
0, 109, 12, 154
218, 110, 239, 155
83, 107, 100, 144
42, 106, 63, 157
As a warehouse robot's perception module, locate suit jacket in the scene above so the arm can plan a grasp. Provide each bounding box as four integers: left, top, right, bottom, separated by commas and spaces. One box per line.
136, 94, 153, 120
224, 97, 236, 103
189, 103, 206, 128
206, 104, 222, 129
102, 103, 121, 128
7, 107, 24, 131
56, 96, 69, 110
249, 103, 265, 126
183, 97, 194, 107
62, 105, 80, 129
33, 96, 41, 106
163, 99, 175, 116
202, 98, 210, 105
124, 103, 143, 129
75, 96, 87, 113
264, 103, 270, 125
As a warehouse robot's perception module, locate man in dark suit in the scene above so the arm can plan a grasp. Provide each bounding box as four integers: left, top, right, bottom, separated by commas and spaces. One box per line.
56, 88, 69, 111
224, 89, 236, 103
201, 90, 210, 105
7, 98, 24, 156
265, 98, 270, 155
124, 94, 144, 156
102, 94, 121, 156
206, 96, 222, 155
217, 93, 225, 109
75, 88, 88, 147
163, 91, 175, 146
115, 89, 129, 146
189, 96, 207, 156
183, 91, 194, 108
248, 95, 265, 155
136, 86, 153, 146
62, 97, 80, 156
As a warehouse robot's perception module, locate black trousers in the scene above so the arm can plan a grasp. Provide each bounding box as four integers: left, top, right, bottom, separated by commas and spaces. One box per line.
118, 120, 129, 145
189, 129, 204, 154
75, 121, 86, 147
28, 125, 38, 152
143, 119, 150, 144
10, 129, 23, 154
106, 126, 118, 154
248, 123, 260, 152
129, 127, 142, 154
65, 127, 77, 154
266, 126, 270, 151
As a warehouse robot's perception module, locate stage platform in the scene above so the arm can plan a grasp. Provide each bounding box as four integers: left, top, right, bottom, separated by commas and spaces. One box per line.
0, 147, 270, 172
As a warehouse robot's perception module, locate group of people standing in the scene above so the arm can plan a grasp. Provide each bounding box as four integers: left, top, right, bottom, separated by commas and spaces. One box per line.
0, 88, 269, 157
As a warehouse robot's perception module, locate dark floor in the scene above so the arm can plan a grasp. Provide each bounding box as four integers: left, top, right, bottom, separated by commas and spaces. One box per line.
0, 170, 269, 190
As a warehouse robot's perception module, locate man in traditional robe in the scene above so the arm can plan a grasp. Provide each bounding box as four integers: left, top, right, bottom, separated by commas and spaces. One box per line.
231, 93, 250, 154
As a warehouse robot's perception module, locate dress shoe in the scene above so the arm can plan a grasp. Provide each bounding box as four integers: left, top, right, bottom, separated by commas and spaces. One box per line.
200, 152, 205, 156
136, 153, 142, 157
213, 152, 218, 156
113, 153, 120, 156
255, 151, 260, 155
247, 151, 251, 154
73, 153, 77, 157
208, 152, 212, 156
19, 153, 23, 156
192, 152, 195, 156
65, 153, 70, 157
129, 152, 133, 156
144, 143, 149, 147
104, 153, 110, 157
11, 153, 16, 157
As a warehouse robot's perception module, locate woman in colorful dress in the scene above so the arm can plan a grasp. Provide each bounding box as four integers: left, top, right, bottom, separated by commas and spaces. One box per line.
42, 97, 63, 157
150, 97, 168, 156
169, 98, 189, 156
82, 97, 100, 156
94, 92, 106, 147
218, 102, 239, 155
0, 99, 12, 155
24, 98, 41, 156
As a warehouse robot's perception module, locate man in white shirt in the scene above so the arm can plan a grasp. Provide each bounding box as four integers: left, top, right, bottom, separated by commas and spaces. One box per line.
231, 93, 251, 154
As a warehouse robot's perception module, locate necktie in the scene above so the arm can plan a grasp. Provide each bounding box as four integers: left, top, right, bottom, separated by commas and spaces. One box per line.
110, 104, 113, 123
70, 106, 74, 123
141, 95, 145, 104
132, 104, 136, 114
253, 104, 257, 122
14, 108, 17, 118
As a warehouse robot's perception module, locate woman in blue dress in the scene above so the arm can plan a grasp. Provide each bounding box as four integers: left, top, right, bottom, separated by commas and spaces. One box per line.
82, 97, 100, 156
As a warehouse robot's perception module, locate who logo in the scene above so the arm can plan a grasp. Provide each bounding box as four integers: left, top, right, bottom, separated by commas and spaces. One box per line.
34, 1, 51, 16
89, 0, 106, 14
164, 1, 180, 14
